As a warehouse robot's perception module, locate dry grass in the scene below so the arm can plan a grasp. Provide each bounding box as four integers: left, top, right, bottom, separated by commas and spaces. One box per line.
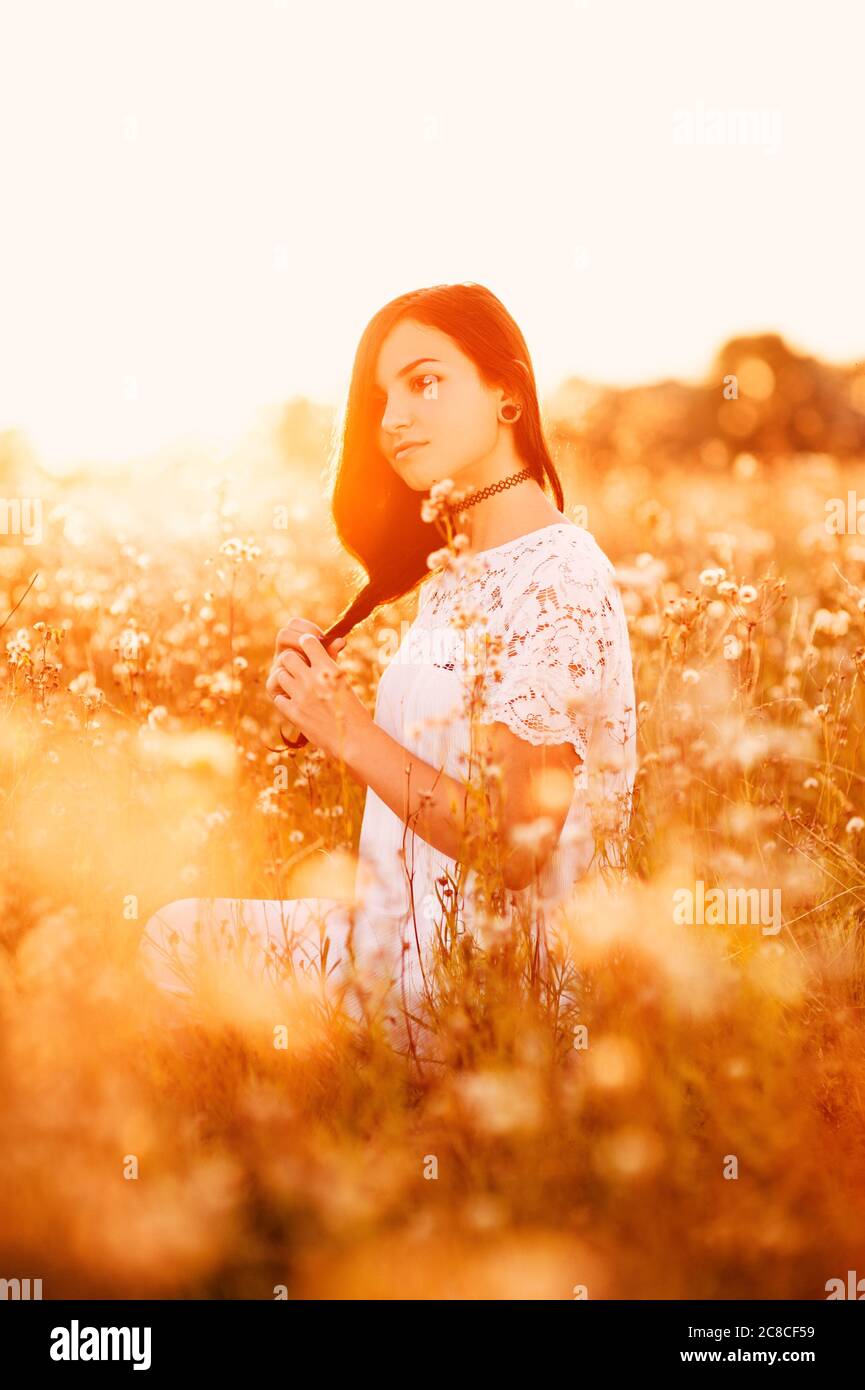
2, 440, 865, 1299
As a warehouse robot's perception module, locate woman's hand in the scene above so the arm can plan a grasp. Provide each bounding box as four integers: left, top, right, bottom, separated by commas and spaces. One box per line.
266, 618, 347, 745
272, 617, 346, 663
266, 629, 370, 762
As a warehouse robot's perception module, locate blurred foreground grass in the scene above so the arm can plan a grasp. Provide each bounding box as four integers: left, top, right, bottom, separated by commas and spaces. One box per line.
2, 439, 865, 1298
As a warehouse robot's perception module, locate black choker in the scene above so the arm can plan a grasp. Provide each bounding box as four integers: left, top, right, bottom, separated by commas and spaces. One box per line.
444, 466, 533, 519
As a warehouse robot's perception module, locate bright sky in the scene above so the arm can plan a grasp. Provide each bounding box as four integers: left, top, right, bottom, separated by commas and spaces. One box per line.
1, 0, 862, 473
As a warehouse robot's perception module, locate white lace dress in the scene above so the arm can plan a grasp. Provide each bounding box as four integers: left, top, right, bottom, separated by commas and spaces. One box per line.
138, 520, 637, 1023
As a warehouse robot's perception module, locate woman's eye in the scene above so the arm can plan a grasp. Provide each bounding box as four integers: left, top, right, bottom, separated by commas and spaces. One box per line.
411, 373, 440, 393
373, 373, 439, 411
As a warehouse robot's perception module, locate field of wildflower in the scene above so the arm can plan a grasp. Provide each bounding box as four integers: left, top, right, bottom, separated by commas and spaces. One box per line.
3, 350, 865, 1300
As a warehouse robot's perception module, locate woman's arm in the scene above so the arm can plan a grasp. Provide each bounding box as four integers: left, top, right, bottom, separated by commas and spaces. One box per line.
341, 715, 578, 892
268, 628, 578, 891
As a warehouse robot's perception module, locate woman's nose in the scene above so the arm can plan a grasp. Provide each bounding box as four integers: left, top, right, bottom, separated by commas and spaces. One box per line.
379, 399, 412, 433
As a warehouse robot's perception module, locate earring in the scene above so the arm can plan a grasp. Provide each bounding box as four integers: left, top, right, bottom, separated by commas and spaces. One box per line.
500, 403, 521, 422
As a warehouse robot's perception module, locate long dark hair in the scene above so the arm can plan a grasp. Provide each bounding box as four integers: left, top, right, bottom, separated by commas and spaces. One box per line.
326, 282, 563, 638
283, 282, 565, 748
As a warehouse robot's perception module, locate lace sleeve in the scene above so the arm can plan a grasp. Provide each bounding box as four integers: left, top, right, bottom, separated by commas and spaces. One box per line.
417, 572, 440, 615
473, 545, 616, 762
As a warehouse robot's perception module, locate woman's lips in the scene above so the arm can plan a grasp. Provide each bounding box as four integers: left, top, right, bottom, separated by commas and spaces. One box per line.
394, 442, 427, 462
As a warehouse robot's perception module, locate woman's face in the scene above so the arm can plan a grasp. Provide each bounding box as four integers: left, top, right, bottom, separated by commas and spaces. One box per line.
373, 318, 505, 492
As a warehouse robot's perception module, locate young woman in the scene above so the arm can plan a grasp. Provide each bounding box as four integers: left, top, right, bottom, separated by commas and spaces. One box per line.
138, 282, 637, 1052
